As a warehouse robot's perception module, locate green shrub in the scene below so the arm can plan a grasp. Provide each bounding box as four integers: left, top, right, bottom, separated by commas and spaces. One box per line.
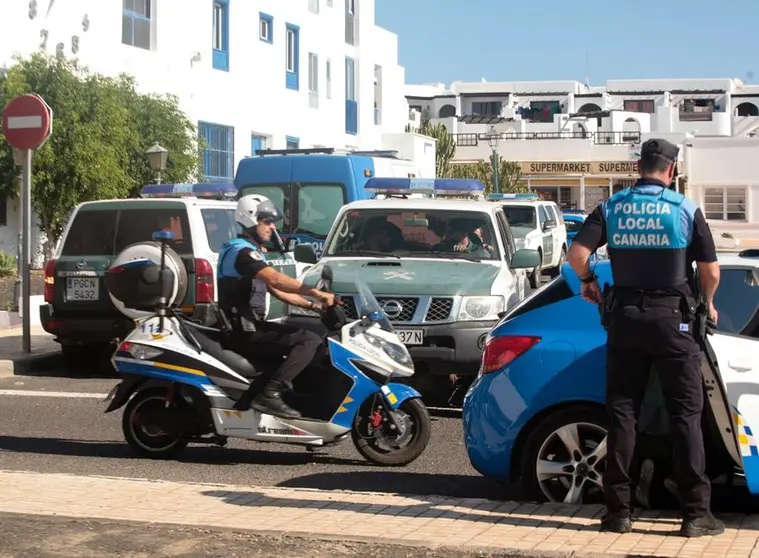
0, 251, 16, 278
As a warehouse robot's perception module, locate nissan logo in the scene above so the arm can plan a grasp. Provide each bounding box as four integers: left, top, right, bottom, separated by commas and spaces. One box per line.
381, 299, 403, 319
76, 260, 87, 270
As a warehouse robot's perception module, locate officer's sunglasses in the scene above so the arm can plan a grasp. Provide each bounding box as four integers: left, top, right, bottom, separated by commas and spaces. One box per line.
259, 218, 275, 227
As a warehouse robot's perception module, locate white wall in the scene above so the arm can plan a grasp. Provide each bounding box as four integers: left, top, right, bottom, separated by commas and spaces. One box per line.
0, 0, 412, 261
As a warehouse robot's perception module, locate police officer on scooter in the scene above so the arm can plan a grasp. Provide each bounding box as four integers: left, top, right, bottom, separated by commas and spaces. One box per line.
217, 194, 334, 419
567, 138, 724, 538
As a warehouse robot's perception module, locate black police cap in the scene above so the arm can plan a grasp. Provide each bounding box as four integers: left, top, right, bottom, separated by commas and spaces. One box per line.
641, 138, 679, 161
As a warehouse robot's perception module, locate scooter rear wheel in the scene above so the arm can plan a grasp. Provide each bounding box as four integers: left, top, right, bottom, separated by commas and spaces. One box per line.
122, 388, 189, 459
352, 397, 431, 466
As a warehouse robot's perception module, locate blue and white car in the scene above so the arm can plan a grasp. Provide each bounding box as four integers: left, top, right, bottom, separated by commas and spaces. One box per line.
562, 210, 607, 261
463, 251, 759, 504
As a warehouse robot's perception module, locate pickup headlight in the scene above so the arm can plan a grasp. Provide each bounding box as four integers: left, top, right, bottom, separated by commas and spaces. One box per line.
514, 238, 527, 249
457, 296, 505, 321
364, 332, 413, 367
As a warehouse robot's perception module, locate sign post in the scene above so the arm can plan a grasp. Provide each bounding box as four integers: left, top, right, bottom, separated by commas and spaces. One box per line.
2, 94, 53, 353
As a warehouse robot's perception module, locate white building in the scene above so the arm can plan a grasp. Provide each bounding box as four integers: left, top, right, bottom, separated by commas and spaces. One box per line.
406, 78, 759, 223
0, 0, 416, 262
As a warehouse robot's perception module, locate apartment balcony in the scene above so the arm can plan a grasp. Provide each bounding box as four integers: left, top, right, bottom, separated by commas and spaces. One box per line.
453, 130, 640, 147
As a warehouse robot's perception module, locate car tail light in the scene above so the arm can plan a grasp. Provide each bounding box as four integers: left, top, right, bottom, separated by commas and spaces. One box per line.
480, 335, 541, 375
195, 258, 214, 303
43, 259, 56, 303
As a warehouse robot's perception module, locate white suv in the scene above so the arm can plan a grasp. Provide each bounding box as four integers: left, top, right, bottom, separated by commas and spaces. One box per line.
489, 194, 568, 288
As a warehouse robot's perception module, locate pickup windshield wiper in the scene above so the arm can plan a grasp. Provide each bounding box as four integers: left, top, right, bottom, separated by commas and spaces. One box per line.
332, 250, 401, 259
403, 250, 482, 263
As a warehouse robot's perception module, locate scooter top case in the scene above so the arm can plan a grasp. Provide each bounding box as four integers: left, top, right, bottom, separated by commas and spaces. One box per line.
701, 332, 759, 494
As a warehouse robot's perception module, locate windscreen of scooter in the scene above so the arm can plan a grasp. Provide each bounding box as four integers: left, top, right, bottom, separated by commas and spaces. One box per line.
354, 279, 394, 333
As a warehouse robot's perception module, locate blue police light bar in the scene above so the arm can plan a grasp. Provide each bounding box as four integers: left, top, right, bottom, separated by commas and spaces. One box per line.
140, 183, 238, 199
364, 178, 485, 196
486, 193, 540, 201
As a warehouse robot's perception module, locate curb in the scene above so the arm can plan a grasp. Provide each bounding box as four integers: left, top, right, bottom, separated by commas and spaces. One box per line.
0, 350, 64, 378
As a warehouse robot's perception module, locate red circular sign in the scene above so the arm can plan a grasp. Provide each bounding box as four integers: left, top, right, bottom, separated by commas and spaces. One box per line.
2, 94, 52, 150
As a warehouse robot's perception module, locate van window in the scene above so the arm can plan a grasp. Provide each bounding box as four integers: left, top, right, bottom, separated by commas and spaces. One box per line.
61, 209, 118, 256
201, 208, 239, 253
240, 185, 291, 231
297, 184, 345, 237
115, 208, 193, 254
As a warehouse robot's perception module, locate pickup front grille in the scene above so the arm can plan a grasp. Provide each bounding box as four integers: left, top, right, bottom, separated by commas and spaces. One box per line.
424, 298, 453, 322
337, 295, 419, 323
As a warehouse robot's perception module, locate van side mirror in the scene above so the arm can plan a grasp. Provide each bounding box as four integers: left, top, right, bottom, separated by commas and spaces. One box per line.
294, 244, 318, 265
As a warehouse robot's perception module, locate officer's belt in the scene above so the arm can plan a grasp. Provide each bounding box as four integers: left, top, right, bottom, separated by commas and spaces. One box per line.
614, 290, 687, 310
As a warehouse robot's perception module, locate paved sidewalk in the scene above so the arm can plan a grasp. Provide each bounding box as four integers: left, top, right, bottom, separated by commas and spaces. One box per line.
0, 325, 60, 377
0, 470, 756, 557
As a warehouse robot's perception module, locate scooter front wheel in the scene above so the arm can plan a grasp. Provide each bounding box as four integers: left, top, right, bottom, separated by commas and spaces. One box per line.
352, 397, 431, 466
122, 388, 189, 460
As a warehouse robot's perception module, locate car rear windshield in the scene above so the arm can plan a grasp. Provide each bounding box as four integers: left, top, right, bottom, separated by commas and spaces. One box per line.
61, 207, 193, 256
503, 276, 574, 321
201, 208, 240, 253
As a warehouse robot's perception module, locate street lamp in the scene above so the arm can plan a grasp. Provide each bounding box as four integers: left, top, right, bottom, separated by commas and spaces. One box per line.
484, 126, 501, 194
145, 142, 169, 185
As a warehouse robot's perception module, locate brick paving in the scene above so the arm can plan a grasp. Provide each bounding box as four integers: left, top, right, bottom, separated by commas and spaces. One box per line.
0, 470, 756, 557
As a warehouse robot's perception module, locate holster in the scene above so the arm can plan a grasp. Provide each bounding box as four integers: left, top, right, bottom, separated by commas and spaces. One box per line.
693, 294, 708, 343
600, 284, 616, 329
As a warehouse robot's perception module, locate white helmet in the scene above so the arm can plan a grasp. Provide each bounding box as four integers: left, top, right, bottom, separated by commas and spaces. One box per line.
235, 194, 282, 230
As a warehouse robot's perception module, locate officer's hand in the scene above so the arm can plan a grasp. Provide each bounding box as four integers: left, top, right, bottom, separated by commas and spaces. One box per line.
316, 291, 335, 307
708, 301, 719, 325
581, 280, 603, 304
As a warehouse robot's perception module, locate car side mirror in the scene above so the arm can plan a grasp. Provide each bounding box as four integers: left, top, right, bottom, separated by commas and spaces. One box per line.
510, 248, 541, 269
294, 244, 318, 265
542, 219, 556, 231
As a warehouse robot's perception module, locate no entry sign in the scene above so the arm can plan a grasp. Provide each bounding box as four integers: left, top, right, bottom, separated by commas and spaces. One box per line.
2, 94, 53, 150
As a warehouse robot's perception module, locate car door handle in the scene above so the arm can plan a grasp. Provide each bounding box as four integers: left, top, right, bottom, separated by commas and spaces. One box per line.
729, 360, 753, 372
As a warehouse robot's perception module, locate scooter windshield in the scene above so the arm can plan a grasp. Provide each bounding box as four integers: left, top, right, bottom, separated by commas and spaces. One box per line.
353, 279, 394, 333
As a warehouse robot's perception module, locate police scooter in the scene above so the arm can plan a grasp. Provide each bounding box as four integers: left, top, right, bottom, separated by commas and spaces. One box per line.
102, 231, 431, 466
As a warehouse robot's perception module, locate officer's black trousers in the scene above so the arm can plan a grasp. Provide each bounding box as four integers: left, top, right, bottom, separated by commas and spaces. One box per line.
604, 301, 710, 520
227, 321, 322, 385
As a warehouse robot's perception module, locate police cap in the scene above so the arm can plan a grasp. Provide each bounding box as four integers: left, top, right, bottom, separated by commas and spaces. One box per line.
640, 138, 679, 162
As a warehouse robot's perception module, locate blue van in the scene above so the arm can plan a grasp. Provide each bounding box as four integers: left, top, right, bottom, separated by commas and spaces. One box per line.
234, 147, 423, 257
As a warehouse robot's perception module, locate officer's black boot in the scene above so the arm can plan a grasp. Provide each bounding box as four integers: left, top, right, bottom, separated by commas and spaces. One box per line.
599, 513, 632, 534
251, 380, 301, 419
680, 512, 725, 538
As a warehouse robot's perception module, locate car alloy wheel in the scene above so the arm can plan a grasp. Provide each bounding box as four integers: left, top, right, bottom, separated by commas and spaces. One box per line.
535, 421, 607, 504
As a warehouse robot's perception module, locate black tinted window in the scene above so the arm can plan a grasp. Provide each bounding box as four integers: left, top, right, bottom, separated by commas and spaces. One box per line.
506, 276, 573, 320
115, 208, 193, 254
714, 268, 759, 335
201, 208, 239, 253
61, 209, 118, 256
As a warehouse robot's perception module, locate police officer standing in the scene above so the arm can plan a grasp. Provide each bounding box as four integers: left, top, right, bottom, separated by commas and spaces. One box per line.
567, 138, 724, 537
217, 194, 334, 419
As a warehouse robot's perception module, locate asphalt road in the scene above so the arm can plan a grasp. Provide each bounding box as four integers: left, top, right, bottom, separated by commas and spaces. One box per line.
0, 373, 515, 500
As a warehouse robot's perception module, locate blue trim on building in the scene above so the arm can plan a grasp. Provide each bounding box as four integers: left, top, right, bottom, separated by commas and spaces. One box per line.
285, 136, 300, 149
285, 23, 300, 91
212, 0, 230, 71
259, 12, 273, 43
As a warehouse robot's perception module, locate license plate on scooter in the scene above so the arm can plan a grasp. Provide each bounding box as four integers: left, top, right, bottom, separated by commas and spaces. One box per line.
104, 384, 119, 403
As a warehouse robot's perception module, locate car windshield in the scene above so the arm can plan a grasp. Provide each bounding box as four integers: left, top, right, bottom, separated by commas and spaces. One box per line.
502, 206, 537, 232
565, 219, 584, 234
324, 209, 500, 261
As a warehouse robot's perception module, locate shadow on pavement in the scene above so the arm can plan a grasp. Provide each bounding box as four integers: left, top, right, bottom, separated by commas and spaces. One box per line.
277, 471, 515, 500
0, 435, 365, 467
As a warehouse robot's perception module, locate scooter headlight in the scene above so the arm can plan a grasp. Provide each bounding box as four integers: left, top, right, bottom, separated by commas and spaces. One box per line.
364, 332, 413, 367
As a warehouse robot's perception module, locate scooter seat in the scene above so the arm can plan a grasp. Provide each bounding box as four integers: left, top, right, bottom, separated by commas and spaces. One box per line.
182, 321, 259, 379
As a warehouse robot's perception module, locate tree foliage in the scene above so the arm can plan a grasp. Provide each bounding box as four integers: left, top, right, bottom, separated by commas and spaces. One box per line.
0, 52, 201, 254
447, 156, 529, 195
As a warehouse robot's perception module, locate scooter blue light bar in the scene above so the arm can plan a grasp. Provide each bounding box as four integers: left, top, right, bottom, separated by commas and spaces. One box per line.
486, 193, 540, 201
364, 178, 485, 196
140, 183, 238, 199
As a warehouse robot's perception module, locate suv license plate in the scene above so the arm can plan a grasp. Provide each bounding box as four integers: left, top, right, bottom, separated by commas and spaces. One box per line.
396, 329, 423, 345
66, 277, 99, 301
